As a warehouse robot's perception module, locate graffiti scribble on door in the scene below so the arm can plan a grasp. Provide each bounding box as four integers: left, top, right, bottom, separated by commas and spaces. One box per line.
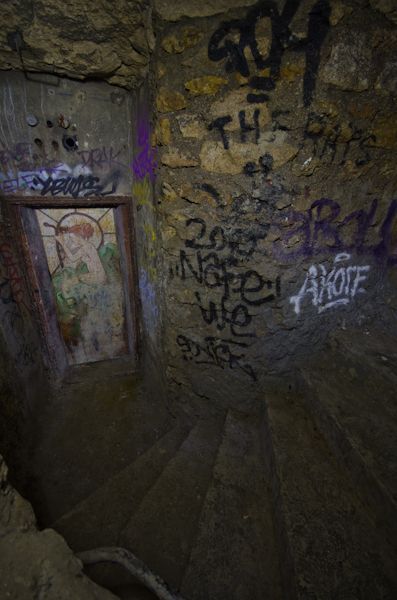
36, 207, 127, 364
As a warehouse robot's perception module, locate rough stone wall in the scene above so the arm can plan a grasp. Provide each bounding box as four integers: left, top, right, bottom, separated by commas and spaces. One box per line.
0, 329, 24, 466
0, 0, 154, 89
153, 0, 397, 414
0, 454, 118, 600
0, 198, 45, 469
1, 0, 397, 418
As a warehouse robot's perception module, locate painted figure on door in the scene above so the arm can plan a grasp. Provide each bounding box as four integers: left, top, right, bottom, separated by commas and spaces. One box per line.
37, 208, 127, 364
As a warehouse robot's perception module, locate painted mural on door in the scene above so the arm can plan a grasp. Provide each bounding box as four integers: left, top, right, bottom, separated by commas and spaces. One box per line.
36, 207, 127, 364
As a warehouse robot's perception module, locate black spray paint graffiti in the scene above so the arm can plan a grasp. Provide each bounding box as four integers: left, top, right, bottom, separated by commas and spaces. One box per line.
31, 171, 120, 198
209, 108, 262, 150
177, 334, 256, 381
209, 105, 278, 176
272, 197, 397, 264
172, 218, 281, 380
302, 112, 376, 167
208, 0, 330, 106
77, 146, 125, 170
174, 217, 280, 338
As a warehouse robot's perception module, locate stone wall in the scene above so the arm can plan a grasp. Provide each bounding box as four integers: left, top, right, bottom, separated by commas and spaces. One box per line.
1, 0, 397, 418
0, 454, 117, 600
153, 0, 397, 414
0, 0, 153, 89
0, 198, 45, 469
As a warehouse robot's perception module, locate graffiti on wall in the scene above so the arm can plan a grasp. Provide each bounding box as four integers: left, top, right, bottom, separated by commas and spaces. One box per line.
132, 116, 159, 337
272, 197, 397, 264
0, 138, 125, 196
209, 107, 263, 150
171, 186, 397, 377
290, 253, 370, 315
32, 171, 121, 198
172, 216, 281, 379
208, 0, 330, 106
77, 146, 125, 170
139, 268, 159, 335
174, 217, 280, 338
176, 334, 256, 381
301, 112, 376, 168
132, 120, 157, 182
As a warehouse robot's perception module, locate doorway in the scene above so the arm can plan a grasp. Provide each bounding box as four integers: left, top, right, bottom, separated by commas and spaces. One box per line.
11, 197, 138, 373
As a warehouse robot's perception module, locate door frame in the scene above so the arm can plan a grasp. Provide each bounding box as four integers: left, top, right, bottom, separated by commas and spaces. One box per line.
7, 195, 140, 376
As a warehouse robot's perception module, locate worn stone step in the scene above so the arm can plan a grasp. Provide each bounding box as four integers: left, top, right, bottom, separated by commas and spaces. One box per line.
120, 415, 226, 592
264, 390, 397, 600
52, 420, 193, 553
180, 410, 282, 600
331, 327, 397, 369
31, 377, 174, 525
301, 328, 397, 548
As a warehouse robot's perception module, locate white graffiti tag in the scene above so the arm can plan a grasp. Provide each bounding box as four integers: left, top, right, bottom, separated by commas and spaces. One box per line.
290, 253, 370, 315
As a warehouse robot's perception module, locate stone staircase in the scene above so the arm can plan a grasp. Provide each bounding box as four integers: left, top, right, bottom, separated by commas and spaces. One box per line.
28, 329, 397, 600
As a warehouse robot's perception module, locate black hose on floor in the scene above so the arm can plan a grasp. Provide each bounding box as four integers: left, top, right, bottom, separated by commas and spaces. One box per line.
77, 546, 185, 600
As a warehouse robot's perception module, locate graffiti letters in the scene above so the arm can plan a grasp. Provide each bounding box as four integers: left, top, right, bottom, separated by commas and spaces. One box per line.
290, 253, 370, 315
77, 146, 124, 170
272, 198, 397, 264
176, 334, 256, 381
0, 139, 127, 195
302, 112, 376, 168
175, 218, 279, 338
32, 171, 120, 198
0, 164, 73, 194
208, 0, 330, 106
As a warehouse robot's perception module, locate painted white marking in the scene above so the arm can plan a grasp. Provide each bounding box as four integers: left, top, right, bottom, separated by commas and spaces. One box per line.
290, 253, 370, 316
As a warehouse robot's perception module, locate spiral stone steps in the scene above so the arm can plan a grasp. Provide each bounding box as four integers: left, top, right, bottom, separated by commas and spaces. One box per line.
52, 419, 194, 552
300, 327, 397, 549
180, 410, 282, 600
264, 389, 397, 600
119, 416, 227, 592
22, 339, 397, 600
30, 370, 175, 525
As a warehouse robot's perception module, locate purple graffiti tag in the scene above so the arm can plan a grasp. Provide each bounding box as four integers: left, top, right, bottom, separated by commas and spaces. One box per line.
271, 197, 397, 265
132, 120, 157, 181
